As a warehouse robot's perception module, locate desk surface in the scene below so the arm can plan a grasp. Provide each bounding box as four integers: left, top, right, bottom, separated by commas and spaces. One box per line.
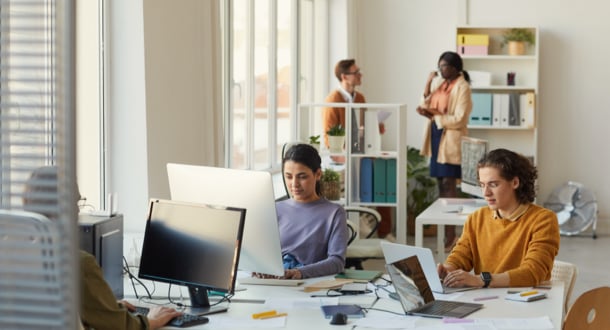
125, 273, 564, 330
415, 198, 486, 259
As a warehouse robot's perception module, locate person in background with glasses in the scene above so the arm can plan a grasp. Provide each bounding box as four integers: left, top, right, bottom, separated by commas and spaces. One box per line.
322, 59, 365, 151
321, 59, 391, 240
437, 149, 560, 288
416, 51, 472, 252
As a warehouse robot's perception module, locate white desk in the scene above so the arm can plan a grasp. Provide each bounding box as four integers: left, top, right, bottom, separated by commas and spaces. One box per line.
124, 275, 564, 330
415, 198, 486, 260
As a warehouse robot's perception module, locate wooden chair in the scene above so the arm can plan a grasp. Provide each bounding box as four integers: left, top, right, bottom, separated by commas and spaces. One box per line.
563, 286, 610, 330
551, 260, 578, 315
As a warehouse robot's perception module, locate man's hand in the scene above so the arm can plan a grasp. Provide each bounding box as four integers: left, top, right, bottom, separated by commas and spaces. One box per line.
442, 269, 480, 288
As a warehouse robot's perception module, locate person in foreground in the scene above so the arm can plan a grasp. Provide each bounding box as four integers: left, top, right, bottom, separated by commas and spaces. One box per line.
81, 250, 183, 330
273, 143, 348, 279
416, 51, 473, 252
438, 149, 560, 288
24, 166, 182, 329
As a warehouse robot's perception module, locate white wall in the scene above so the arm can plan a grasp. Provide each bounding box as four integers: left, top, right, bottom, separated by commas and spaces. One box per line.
355, 0, 610, 228
107, 0, 609, 234
108, 1, 149, 233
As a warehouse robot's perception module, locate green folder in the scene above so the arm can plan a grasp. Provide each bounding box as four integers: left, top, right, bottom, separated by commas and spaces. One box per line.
335, 269, 382, 282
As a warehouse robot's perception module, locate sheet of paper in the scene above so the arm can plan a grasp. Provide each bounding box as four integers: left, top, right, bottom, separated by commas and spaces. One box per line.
473, 316, 554, 329
377, 110, 392, 123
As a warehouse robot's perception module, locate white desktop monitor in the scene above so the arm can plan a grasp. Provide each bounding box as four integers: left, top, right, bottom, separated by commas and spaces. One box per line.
460, 137, 488, 199
167, 163, 284, 276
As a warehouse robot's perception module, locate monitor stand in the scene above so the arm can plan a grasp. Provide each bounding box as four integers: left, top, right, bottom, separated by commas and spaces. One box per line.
186, 286, 228, 316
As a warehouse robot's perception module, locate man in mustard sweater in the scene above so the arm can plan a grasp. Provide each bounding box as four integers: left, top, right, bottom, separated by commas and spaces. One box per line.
438, 149, 560, 288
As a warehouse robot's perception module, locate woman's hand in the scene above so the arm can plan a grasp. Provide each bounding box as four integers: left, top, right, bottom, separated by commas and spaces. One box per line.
147, 306, 183, 330
416, 106, 433, 119
284, 269, 303, 279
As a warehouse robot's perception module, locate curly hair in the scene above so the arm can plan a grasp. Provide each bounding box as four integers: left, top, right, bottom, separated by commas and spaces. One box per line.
477, 148, 537, 203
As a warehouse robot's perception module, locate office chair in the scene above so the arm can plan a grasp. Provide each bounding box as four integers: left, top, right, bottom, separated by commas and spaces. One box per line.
563, 286, 610, 330
0, 210, 67, 328
280, 142, 389, 270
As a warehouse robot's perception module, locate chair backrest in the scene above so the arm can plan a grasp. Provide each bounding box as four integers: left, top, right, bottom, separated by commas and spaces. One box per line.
552, 260, 578, 315
563, 286, 610, 330
0, 210, 68, 329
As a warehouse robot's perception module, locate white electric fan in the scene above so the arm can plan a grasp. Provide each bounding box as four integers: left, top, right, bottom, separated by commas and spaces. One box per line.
544, 181, 598, 238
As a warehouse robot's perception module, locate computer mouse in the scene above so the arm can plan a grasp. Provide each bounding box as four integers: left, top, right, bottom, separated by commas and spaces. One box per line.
330, 312, 348, 325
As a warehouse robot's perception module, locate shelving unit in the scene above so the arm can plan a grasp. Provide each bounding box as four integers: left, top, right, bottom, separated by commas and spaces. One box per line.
295, 103, 408, 243
457, 26, 539, 162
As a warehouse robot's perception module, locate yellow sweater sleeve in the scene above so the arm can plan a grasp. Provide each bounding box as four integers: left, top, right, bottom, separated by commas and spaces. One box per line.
446, 204, 560, 287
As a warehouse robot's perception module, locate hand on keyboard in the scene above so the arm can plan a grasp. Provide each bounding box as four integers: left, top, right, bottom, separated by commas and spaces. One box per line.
130, 305, 185, 329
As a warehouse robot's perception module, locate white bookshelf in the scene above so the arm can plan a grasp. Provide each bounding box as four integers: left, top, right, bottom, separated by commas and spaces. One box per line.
296, 103, 408, 243
457, 26, 539, 162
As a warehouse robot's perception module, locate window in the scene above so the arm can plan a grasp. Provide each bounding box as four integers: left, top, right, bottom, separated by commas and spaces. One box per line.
224, 0, 298, 170
0, 1, 57, 208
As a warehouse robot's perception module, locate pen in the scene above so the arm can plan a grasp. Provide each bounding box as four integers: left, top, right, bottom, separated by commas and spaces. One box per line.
258, 312, 288, 319
252, 310, 277, 319
473, 295, 499, 301
520, 290, 539, 297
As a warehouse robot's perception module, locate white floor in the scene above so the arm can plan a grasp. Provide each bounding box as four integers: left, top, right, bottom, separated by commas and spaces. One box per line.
362, 230, 608, 311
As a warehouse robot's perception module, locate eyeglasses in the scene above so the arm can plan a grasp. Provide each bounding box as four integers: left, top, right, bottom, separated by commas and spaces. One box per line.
479, 180, 502, 189
344, 70, 362, 75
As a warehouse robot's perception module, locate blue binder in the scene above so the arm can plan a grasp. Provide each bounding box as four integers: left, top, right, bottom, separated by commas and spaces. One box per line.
373, 158, 387, 203
386, 158, 397, 203
359, 158, 374, 203
470, 93, 492, 126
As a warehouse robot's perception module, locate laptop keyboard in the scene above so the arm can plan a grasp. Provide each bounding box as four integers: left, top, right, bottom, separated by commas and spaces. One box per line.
417, 300, 462, 316
132, 306, 210, 328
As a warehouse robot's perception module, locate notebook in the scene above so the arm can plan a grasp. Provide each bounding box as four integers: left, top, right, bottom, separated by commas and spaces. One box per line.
381, 241, 474, 294
386, 255, 483, 319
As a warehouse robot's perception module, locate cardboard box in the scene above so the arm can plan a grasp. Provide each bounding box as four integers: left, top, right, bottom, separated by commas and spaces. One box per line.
457, 45, 488, 56
456, 34, 489, 46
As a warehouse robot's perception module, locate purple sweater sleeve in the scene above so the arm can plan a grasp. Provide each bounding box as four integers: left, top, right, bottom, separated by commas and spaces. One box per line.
276, 199, 348, 278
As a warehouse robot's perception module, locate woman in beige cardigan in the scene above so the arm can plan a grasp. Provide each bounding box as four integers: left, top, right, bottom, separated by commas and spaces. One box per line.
416, 51, 472, 251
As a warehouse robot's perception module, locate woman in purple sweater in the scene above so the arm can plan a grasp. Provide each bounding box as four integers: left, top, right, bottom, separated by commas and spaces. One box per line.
276, 144, 349, 279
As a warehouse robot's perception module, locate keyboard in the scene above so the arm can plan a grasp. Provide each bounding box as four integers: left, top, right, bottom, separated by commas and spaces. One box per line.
132, 306, 210, 328
238, 276, 304, 286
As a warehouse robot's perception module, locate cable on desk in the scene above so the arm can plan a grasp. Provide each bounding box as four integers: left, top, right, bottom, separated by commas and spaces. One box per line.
123, 256, 154, 299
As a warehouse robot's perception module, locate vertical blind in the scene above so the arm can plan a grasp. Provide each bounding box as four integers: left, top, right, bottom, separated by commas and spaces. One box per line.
0, 0, 78, 329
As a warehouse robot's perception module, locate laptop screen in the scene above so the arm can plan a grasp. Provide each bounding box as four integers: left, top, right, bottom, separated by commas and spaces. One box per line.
386, 255, 435, 311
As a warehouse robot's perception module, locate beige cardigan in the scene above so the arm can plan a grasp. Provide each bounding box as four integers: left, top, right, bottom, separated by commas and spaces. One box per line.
419, 74, 472, 165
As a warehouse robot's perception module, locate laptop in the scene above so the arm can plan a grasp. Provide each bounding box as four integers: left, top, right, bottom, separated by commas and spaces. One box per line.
386, 255, 483, 319
381, 241, 474, 294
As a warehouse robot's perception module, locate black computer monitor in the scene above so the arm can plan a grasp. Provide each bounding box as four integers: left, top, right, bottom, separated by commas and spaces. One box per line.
138, 199, 245, 315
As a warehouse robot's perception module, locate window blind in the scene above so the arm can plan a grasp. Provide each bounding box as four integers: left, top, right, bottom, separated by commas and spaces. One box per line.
0, 0, 78, 329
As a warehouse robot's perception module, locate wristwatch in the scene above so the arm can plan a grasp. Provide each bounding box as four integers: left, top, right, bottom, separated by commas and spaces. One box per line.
480, 272, 491, 288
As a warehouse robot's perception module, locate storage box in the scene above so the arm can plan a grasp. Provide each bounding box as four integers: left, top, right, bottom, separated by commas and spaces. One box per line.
468, 71, 492, 87
457, 45, 488, 56
456, 34, 489, 46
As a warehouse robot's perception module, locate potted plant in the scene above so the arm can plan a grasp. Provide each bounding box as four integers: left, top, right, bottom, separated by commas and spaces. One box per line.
309, 135, 321, 152
320, 168, 341, 200
326, 124, 346, 153
407, 146, 439, 236
501, 28, 535, 56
